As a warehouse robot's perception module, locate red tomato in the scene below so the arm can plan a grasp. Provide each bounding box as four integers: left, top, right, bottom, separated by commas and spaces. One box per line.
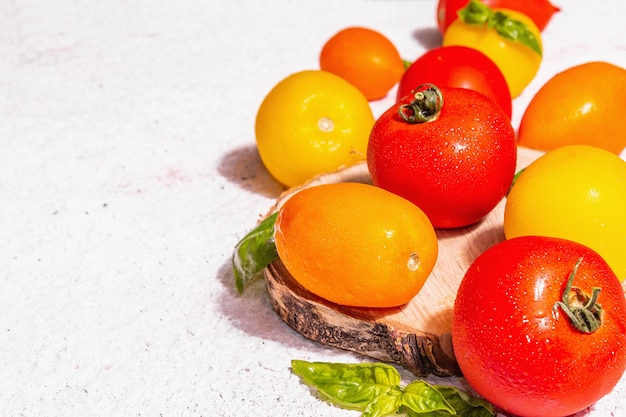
397, 46, 512, 119
367, 84, 516, 229
453, 236, 626, 417
437, 0, 560, 33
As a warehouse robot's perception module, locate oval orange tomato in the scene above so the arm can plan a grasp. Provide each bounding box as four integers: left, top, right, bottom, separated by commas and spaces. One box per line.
274, 182, 438, 308
518, 61, 626, 155
319, 26, 405, 101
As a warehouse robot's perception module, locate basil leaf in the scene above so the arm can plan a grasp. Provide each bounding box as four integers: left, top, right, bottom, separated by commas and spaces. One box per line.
459, 0, 542, 57
407, 385, 495, 417
232, 212, 279, 293
291, 360, 496, 417
291, 360, 403, 416
362, 390, 403, 417
401, 380, 455, 415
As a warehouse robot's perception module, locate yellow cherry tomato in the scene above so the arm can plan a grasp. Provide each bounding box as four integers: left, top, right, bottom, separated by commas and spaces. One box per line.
443, 0, 542, 97
255, 70, 374, 187
504, 145, 626, 281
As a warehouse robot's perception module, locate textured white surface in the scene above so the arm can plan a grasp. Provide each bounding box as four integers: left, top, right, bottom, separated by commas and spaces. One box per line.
1, 1, 625, 416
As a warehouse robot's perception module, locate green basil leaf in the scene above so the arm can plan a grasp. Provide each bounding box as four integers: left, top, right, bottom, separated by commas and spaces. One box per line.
421, 385, 495, 417
362, 390, 403, 417
405, 408, 451, 417
401, 380, 455, 415
232, 212, 279, 293
291, 360, 496, 417
291, 360, 403, 415
459, 0, 542, 57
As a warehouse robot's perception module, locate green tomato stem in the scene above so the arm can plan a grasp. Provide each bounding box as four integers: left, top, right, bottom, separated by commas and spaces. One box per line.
553, 257, 602, 334
398, 83, 444, 124
459, 0, 542, 57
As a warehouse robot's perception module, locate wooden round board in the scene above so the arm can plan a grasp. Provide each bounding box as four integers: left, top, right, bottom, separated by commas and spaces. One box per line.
261, 147, 623, 377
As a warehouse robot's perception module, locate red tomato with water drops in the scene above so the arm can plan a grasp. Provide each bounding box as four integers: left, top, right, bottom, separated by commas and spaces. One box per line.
453, 235, 626, 417
397, 46, 512, 119
367, 84, 516, 229
437, 0, 560, 33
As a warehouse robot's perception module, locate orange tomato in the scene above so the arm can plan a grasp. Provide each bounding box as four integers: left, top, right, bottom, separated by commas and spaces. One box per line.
319, 27, 405, 101
274, 182, 438, 308
518, 61, 626, 154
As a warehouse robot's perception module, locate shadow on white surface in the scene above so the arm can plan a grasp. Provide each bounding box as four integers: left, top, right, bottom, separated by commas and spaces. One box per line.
409, 26, 442, 54
217, 144, 285, 199
215, 257, 322, 349
215, 255, 374, 366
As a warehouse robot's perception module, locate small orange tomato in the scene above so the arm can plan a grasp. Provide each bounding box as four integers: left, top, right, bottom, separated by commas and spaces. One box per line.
274, 182, 438, 308
518, 61, 626, 155
320, 26, 405, 101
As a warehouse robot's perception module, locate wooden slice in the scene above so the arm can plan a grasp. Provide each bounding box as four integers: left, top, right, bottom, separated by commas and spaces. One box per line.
262, 147, 622, 377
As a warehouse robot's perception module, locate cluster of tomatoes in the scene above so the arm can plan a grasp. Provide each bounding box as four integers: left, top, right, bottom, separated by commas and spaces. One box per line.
251, 1, 626, 416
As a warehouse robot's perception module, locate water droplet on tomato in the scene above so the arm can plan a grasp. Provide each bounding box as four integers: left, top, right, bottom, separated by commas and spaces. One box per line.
407, 252, 420, 272
317, 116, 334, 132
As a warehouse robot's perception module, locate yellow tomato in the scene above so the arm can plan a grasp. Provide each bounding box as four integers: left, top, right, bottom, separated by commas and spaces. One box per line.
443, 4, 542, 97
275, 182, 438, 308
504, 145, 626, 280
255, 70, 374, 187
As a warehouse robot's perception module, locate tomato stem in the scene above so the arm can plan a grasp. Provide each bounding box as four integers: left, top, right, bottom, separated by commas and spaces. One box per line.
458, 0, 542, 57
554, 257, 602, 334
398, 83, 444, 124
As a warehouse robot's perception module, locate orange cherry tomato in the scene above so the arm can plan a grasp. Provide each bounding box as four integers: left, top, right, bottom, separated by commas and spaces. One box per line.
518, 61, 626, 155
274, 182, 438, 308
320, 26, 405, 101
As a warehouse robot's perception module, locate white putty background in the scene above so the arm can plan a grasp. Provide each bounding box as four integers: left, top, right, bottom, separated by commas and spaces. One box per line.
1, 1, 625, 416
